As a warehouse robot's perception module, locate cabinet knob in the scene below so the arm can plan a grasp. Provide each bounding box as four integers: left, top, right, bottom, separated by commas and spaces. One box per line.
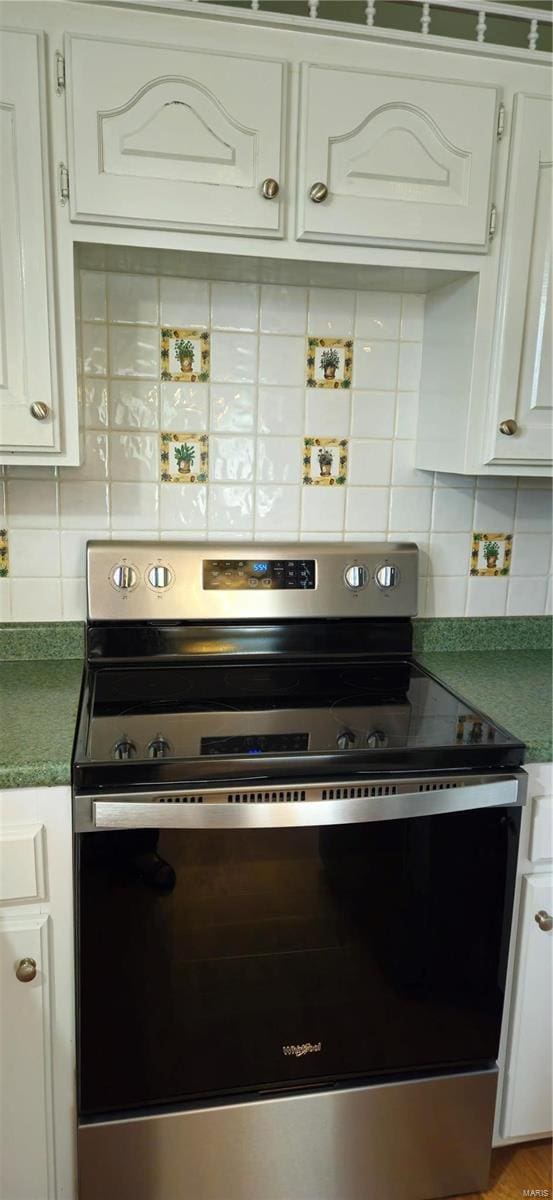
309, 182, 329, 204
15, 957, 37, 983
535, 910, 553, 932
499, 419, 518, 436
261, 178, 279, 199
30, 402, 50, 421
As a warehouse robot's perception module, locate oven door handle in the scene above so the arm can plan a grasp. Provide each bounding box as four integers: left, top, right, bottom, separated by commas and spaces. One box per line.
87, 777, 522, 830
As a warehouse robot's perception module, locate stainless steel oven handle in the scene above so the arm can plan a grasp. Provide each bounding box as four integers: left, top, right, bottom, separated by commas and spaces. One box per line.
88, 778, 521, 831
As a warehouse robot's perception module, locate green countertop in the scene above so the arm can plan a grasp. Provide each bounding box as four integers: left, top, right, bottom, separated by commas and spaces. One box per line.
0, 619, 550, 790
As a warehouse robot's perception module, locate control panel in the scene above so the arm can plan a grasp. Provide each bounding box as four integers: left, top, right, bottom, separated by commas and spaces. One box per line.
203, 559, 315, 590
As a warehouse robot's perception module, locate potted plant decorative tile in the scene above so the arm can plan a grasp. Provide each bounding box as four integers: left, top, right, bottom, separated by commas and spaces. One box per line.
470, 532, 513, 576
160, 433, 209, 483
303, 437, 348, 485
161, 328, 210, 383
306, 337, 353, 389
0, 529, 8, 577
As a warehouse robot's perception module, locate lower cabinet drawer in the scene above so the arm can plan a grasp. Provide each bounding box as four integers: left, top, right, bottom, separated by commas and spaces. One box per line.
0, 824, 45, 904
529, 794, 553, 864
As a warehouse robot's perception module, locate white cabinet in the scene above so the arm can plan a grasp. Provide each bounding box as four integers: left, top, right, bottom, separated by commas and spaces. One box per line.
486, 94, 553, 468
65, 34, 286, 237
0, 29, 61, 454
297, 63, 500, 251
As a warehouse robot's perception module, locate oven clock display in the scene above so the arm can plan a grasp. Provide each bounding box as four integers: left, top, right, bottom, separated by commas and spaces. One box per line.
203, 559, 316, 590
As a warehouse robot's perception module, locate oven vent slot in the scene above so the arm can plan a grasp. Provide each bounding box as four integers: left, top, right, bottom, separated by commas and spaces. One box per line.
158, 796, 204, 803
227, 790, 307, 803
322, 785, 398, 799
417, 782, 462, 792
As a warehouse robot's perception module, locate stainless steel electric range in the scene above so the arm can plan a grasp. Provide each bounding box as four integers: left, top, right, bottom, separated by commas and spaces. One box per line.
73, 540, 526, 1200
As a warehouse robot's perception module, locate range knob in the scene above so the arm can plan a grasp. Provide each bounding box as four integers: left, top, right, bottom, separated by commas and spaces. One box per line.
148, 564, 172, 590
336, 729, 356, 751
148, 737, 170, 759
344, 564, 369, 591
113, 738, 137, 761
375, 564, 400, 590
366, 729, 388, 749
112, 563, 138, 590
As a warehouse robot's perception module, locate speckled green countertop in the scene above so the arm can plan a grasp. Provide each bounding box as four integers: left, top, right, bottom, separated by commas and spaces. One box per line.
0, 618, 550, 789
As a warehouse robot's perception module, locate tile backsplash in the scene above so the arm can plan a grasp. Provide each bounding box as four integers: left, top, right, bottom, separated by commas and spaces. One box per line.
0, 260, 551, 622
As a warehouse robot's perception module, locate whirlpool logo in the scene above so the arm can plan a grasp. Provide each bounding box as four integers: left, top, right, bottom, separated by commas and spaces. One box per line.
282, 1042, 322, 1058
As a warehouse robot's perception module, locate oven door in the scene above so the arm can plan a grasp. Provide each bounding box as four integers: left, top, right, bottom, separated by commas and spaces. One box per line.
76, 773, 523, 1120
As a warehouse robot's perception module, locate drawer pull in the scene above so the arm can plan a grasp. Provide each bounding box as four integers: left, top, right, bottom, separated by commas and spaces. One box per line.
499, 419, 518, 436
261, 178, 279, 199
30, 402, 50, 421
15, 957, 37, 982
534, 910, 553, 932
309, 181, 329, 203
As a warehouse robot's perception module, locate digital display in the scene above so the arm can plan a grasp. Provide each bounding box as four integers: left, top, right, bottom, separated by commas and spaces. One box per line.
253, 562, 268, 573
201, 733, 309, 756
202, 559, 316, 590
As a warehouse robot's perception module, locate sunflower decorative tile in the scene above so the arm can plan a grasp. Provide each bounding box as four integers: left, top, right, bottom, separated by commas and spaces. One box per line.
0, 529, 8, 577
306, 337, 353, 389
303, 437, 348, 486
470, 532, 513, 577
161, 328, 210, 383
160, 433, 209, 484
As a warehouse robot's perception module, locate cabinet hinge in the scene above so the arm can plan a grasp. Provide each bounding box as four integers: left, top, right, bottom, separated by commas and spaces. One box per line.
496, 103, 506, 139
489, 203, 498, 240
59, 163, 70, 205
55, 51, 65, 94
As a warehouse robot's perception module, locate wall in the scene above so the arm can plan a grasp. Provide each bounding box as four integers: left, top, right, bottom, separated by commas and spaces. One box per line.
0, 253, 551, 621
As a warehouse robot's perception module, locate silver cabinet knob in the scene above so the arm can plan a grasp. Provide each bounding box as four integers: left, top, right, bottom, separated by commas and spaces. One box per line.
336, 729, 355, 751
16, 957, 37, 983
499, 419, 518, 436
375, 564, 400, 590
535, 910, 553, 932
261, 178, 279, 199
309, 182, 329, 203
148, 565, 172, 590
148, 737, 170, 759
113, 738, 137, 761
344, 564, 369, 590
366, 730, 388, 749
112, 564, 138, 590
30, 402, 50, 421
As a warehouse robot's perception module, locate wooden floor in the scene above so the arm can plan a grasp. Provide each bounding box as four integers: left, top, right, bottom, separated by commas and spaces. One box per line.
450, 1139, 552, 1200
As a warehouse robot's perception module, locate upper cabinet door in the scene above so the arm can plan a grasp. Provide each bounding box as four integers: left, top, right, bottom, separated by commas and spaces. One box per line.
0, 30, 58, 451
297, 63, 500, 251
66, 35, 286, 238
487, 95, 552, 468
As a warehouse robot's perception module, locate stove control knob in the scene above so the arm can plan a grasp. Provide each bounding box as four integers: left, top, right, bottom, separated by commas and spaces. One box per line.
336, 729, 356, 751
366, 729, 388, 749
113, 738, 137, 761
148, 564, 172, 590
148, 737, 170, 759
112, 564, 138, 591
375, 564, 400, 591
344, 564, 369, 591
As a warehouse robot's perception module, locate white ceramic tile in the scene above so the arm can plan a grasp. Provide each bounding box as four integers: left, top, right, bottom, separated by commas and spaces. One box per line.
392, 441, 431, 487
255, 486, 301, 531
350, 391, 396, 439
109, 433, 158, 481
160, 277, 210, 326
304, 392, 350, 437
61, 529, 107, 577
425, 577, 467, 617
83, 379, 109, 428
82, 324, 108, 376
160, 485, 207, 531
106, 246, 159, 275
62, 577, 87, 620
353, 341, 398, 390
9, 530, 60, 577
466, 577, 509, 617
77, 244, 107, 270
7, 480, 58, 528
110, 483, 159, 530
515, 489, 553, 532
110, 381, 159, 429
416, 576, 428, 617
397, 342, 423, 391
254, 531, 299, 543
510, 532, 552, 576
429, 532, 472, 576
308, 288, 355, 337
400, 294, 425, 341
348, 440, 393, 486
208, 485, 253, 531
257, 438, 301, 484
80, 271, 107, 322
109, 326, 158, 378
345, 487, 389, 533
389, 488, 432, 532
59, 482, 110, 529
258, 388, 304, 436
345, 532, 386, 543
107, 274, 158, 325
507, 576, 548, 616
60, 432, 109, 481
301, 486, 345, 533
5, 466, 57, 480
211, 282, 258, 331
258, 336, 304, 386
394, 393, 419, 440
475, 474, 518, 489
210, 385, 256, 432
260, 285, 307, 334
160, 383, 208, 432
394, 533, 430, 575
10, 578, 62, 621
434, 472, 477, 489
517, 476, 553, 489
210, 436, 255, 482
206, 530, 252, 542
211, 333, 257, 383
431, 487, 474, 532
473, 488, 517, 531
0, 579, 11, 620
355, 292, 401, 340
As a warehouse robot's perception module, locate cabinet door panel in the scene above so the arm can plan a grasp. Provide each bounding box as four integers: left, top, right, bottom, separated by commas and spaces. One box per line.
66, 35, 285, 237
0, 30, 57, 451
297, 64, 499, 250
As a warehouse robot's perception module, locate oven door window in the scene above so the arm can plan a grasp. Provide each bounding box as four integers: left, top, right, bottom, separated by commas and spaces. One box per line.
78, 806, 519, 1118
